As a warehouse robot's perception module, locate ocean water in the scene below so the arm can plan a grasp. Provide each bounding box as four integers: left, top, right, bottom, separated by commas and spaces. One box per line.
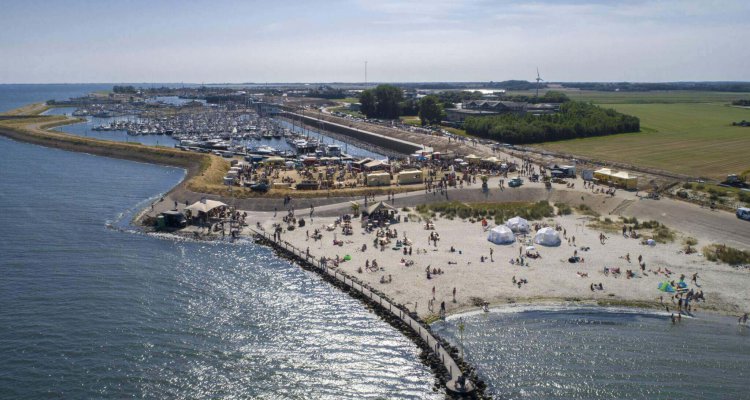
432, 306, 750, 399
0, 136, 439, 398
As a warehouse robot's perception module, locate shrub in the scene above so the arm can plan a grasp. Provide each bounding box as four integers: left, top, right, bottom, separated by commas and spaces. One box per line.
417, 201, 554, 222
703, 244, 750, 265
682, 182, 693, 189
684, 237, 698, 246
556, 203, 572, 216
576, 204, 599, 216
650, 226, 674, 243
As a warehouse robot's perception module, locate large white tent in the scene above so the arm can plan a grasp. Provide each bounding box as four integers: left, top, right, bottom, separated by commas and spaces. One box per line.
506, 216, 530, 233
186, 199, 227, 214
487, 225, 515, 245
533, 227, 561, 247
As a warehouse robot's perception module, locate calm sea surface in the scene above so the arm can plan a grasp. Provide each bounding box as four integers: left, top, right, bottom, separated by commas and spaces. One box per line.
1, 85, 749, 399
432, 306, 750, 399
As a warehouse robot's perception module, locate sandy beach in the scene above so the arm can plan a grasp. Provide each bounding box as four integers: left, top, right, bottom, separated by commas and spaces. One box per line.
256, 211, 749, 319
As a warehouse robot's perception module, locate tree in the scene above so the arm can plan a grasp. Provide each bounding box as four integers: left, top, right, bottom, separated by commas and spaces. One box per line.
359, 90, 376, 117
373, 85, 403, 119
358, 84, 404, 119
418, 95, 444, 125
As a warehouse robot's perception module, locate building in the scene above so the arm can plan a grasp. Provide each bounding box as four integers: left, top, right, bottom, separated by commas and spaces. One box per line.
366, 172, 392, 186
397, 169, 423, 185
593, 168, 638, 190
445, 100, 525, 123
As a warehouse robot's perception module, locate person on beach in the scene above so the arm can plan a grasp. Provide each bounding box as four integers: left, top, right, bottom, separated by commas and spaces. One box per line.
452, 287, 456, 303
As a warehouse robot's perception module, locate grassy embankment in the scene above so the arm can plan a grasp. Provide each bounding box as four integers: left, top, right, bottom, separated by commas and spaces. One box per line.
0, 104, 227, 195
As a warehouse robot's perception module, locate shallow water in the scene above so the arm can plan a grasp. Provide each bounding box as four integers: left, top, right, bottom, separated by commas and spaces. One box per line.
432, 305, 750, 399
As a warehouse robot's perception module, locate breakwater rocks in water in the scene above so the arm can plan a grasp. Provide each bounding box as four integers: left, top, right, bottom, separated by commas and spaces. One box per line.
253, 231, 490, 399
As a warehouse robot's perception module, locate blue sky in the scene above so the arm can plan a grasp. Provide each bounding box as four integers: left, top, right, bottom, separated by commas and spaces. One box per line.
0, 0, 748, 83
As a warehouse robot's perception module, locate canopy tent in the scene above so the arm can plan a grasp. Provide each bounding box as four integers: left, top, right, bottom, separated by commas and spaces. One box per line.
465, 154, 481, 164
366, 201, 397, 215
482, 156, 500, 164
506, 216, 530, 233
533, 227, 561, 247
487, 225, 515, 245
186, 199, 227, 214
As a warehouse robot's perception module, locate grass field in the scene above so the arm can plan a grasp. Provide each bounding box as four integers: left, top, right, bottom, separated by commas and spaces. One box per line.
535, 102, 750, 179
330, 97, 360, 104
505, 89, 750, 104
400, 115, 421, 126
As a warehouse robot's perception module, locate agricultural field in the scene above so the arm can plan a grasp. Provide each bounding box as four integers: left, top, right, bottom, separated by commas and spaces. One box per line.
535, 102, 750, 179
505, 89, 750, 104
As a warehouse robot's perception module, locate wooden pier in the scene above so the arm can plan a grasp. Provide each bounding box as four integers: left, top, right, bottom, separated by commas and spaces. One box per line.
252, 229, 475, 395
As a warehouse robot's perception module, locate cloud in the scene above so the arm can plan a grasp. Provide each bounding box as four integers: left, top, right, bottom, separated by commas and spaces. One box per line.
0, 0, 748, 82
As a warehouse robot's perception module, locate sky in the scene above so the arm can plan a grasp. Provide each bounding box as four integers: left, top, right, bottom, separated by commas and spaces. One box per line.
0, 0, 748, 83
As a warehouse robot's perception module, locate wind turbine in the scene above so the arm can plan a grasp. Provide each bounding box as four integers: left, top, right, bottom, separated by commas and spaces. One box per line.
535, 68, 544, 98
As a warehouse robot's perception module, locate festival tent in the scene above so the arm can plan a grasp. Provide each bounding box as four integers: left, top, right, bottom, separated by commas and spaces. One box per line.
186, 199, 227, 214
506, 216, 530, 233
487, 225, 515, 245
533, 227, 561, 246
366, 201, 397, 215
465, 154, 481, 164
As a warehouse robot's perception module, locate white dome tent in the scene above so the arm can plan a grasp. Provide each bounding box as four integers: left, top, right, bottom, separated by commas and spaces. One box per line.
533, 227, 561, 247
487, 225, 515, 245
506, 216, 530, 233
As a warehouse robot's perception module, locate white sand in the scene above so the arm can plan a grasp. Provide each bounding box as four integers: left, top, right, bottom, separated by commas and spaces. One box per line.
260, 213, 750, 318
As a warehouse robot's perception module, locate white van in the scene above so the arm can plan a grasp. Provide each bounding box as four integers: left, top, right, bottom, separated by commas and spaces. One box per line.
737, 207, 750, 221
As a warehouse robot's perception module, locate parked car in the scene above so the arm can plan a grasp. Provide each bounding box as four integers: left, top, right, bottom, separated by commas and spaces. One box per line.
508, 178, 523, 188
737, 207, 750, 221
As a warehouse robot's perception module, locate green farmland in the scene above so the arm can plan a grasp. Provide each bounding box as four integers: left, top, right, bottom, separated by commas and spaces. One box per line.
535, 102, 750, 179
506, 89, 750, 104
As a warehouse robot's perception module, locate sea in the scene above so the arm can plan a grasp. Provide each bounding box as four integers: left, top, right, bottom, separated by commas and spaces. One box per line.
1, 84, 749, 399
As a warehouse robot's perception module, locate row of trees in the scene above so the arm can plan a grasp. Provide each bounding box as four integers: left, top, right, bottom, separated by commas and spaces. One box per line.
113, 85, 138, 94
732, 99, 750, 106
463, 101, 640, 144
359, 85, 446, 125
